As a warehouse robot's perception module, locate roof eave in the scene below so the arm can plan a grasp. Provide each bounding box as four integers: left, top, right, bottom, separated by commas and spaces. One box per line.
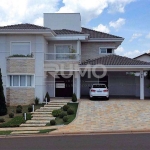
88, 38, 124, 42
79, 65, 150, 68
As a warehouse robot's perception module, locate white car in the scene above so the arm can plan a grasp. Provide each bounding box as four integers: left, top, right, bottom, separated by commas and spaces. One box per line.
89, 84, 109, 100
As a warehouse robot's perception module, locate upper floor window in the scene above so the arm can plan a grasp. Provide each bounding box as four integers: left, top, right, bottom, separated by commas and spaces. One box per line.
55, 44, 76, 60
11, 42, 31, 56
99, 48, 113, 54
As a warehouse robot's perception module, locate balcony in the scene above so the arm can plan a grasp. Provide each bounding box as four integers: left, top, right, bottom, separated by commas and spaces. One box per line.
45, 53, 80, 61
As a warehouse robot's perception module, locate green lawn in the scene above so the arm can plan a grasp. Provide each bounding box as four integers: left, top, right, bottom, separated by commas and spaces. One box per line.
0, 104, 44, 128
47, 103, 78, 126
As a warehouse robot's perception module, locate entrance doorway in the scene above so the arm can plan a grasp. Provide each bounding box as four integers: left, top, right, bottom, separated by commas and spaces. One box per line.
55, 75, 73, 97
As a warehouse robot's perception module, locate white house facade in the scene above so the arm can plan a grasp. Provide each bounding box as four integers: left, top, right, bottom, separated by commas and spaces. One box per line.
0, 13, 150, 106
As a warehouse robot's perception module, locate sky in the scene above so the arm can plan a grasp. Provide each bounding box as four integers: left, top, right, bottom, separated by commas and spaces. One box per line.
0, 0, 150, 58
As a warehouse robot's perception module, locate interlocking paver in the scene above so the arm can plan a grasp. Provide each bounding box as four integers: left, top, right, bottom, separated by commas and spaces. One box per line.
52, 99, 150, 134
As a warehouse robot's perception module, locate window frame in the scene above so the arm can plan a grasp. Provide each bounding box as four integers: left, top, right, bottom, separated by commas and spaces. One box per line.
54, 44, 73, 53
10, 41, 31, 56
54, 44, 76, 60
7, 74, 35, 88
99, 47, 114, 54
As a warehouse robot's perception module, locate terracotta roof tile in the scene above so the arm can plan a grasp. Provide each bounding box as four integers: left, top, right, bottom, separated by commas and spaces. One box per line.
80, 55, 150, 65
82, 27, 123, 39
0, 23, 49, 30
53, 29, 84, 35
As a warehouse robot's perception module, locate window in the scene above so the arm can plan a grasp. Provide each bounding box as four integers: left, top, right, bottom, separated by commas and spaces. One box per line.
11, 42, 30, 55
55, 45, 76, 60
9, 75, 34, 87
99, 48, 113, 54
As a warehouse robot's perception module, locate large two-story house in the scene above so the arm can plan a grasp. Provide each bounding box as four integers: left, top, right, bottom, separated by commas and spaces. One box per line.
0, 13, 150, 106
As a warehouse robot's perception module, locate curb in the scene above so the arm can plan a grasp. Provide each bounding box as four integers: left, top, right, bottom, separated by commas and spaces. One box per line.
1, 129, 150, 138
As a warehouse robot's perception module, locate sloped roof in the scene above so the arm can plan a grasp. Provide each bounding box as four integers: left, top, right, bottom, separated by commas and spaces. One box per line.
0, 23, 49, 30
53, 29, 84, 35
134, 53, 150, 59
82, 27, 123, 39
80, 55, 150, 66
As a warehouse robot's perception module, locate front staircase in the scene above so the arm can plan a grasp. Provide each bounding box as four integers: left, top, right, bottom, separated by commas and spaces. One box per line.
11, 100, 70, 134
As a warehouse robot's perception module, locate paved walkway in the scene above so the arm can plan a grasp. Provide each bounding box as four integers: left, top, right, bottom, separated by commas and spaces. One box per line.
52, 99, 150, 134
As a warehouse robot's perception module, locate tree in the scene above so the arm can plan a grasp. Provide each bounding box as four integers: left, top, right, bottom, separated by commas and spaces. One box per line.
0, 69, 7, 116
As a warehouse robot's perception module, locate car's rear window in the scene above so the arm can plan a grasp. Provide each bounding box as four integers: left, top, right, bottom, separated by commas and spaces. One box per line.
93, 85, 106, 88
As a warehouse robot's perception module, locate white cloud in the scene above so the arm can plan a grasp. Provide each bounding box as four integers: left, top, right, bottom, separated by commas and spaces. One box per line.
108, 0, 136, 13
124, 50, 142, 58
146, 33, 150, 39
0, 0, 135, 26
115, 46, 146, 58
109, 18, 125, 30
115, 46, 124, 55
0, 0, 60, 26
93, 24, 110, 33
130, 33, 142, 42
58, 0, 135, 24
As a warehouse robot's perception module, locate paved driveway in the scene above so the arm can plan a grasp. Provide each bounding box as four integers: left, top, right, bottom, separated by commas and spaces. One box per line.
52, 99, 150, 134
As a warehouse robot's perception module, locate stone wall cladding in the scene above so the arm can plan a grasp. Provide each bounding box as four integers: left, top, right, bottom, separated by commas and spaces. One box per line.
7, 58, 35, 73
6, 88, 35, 106
81, 42, 116, 61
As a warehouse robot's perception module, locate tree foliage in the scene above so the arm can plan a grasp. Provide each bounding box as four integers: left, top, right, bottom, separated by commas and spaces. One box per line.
0, 69, 7, 116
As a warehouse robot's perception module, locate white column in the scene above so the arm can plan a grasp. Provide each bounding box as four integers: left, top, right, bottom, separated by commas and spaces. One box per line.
77, 40, 81, 62
76, 71, 81, 99
140, 70, 144, 100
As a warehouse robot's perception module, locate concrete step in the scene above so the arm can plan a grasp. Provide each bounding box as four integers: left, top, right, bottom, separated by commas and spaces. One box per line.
48, 101, 69, 104
11, 131, 39, 134
20, 124, 46, 127
32, 117, 55, 120
32, 114, 53, 117
44, 105, 62, 108
26, 120, 50, 124
46, 103, 66, 105
35, 109, 53, 112
32, 111, 52, 114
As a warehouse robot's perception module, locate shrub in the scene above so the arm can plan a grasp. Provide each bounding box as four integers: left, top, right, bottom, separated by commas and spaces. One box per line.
0, 118, 5, 123
63, 116, 68, 122
50, 120, 56, 125
0, 69, 7, 116
63, 105, 70, 111
52, 109, 62, 117
35, 97, 39, 105
72, 93, 77, 102
16, 105, 22, 109
67, 108, 74, 115
9, 113, 14, 118
16, 107, 22, 113
28, 105, 33, 112
45, 92, 50, 102
59, 112, 67, 118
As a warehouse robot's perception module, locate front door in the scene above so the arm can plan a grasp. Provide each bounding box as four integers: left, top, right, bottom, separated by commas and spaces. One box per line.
55, 75, 73, 97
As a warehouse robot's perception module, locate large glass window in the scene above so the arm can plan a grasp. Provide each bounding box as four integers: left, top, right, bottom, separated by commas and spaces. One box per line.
13, 75, 19, 86
55, 45, 76, 60
20, 75, 26, 86
11, 42, 30, 55
9, 75, 33, 87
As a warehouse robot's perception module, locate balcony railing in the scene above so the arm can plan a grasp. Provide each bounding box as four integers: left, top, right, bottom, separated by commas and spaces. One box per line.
45, 53, 80, 61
